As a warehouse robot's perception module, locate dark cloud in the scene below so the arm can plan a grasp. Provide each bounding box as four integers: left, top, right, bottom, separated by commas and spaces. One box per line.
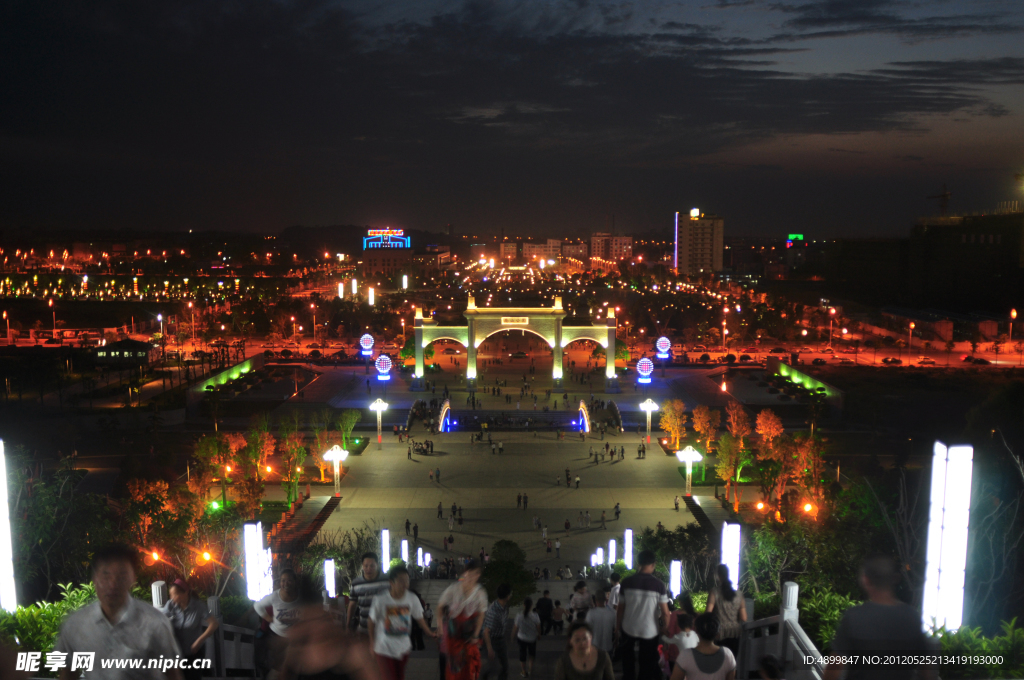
766, 0, 1022, 42
0, 0, 1020, 234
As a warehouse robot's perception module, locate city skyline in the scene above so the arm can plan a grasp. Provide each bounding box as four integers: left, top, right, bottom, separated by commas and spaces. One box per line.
2, 0, 1023, 237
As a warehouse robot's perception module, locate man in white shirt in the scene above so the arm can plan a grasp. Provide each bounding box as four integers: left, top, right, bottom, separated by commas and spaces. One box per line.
56, 544, 182, 680
608, 573, 621, 609
615, 550, 670, 680
368, 566, 436, 680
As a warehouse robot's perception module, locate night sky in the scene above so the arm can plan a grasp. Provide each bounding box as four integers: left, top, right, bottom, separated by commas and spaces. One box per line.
2, 0, 1023, 238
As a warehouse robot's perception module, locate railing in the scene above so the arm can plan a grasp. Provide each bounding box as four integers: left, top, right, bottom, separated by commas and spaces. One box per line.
736, 582, 825, 680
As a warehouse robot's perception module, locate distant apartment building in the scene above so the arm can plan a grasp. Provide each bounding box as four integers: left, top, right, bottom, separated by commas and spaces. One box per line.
589, 233, 632, 260
675, 212, 724, 277
562, 242, 588, 260
499, 241, 519, 261
523, 239, 561, 262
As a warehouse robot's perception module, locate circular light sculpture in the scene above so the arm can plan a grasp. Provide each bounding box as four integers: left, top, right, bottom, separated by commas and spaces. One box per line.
359, 333, 374, 356
656, 336, 671, 359
375, 354, 392, 381
637, 357, 654, 384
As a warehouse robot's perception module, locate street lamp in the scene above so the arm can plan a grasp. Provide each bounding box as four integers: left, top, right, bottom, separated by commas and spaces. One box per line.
909, 322, 916, 351
188, 302, 196, 348
310, 303, 316, 343
826, 307, 836, 350
370, 398, 388, 450
1011, 309, 1017, 342
48, 299, 56, 339
323, 445, 348, 497
639, 399, 658, 444
676, 446, 703, 496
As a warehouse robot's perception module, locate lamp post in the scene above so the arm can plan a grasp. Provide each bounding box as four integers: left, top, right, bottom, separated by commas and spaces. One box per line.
1011, 309, 1016, 342
639, 399, 658, 444
722, 306, 728, 351
826, 307, 836, 350
158, 314, 165, 361
188, 302, 196, 349
909, 322, 915, 352
370, 398, 388, 450
310, 303, 316, 344
676, 446, 703, 496
48, 299, 56, 339
324, 445, 348, 497
3, 311, 9, 345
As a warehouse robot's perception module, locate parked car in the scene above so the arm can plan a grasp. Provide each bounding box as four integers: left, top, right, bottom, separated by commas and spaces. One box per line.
820, 347, 834, 353
306, 343, 322, 349
44, 337, 62, 345
691, 345, 708, 352
882, 357, 903, 365
742, 347, 758, 353
739, 354, 753, 362
812, 358, 827, 365
443, 348, 460, 355
918, 357, 936, 365
770, 347, 788, 354
839, 358, 856, 365
972, 357, 991, 365
798, 347, 813, 353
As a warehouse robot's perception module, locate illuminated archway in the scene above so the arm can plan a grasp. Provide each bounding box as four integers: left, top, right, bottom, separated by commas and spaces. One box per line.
578, 400, 591, 433
413, 295, 619, 393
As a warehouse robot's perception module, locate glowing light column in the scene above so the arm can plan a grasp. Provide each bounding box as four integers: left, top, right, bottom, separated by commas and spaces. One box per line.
0, 440, 18, 611
381, 529, 391, 569
401, 539, 409, 564
624, 528, 634, 570
639, 398, 658, 444
324, 559, 336, 599
922, 442, 974, 632
676, 446, 703, 496
670, 560, 682, 598
721, 523, 741, 590
608, 539, 616, 566
324, 445, 348, 497
243, 522, 273, 601
370, 398, 389, 450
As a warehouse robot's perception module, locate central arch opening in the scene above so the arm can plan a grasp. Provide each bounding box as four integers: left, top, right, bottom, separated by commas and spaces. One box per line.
474, 328, 553, 385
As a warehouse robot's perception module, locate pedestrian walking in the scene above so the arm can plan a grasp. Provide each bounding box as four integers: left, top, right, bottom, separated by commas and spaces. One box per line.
575, 475, 581, 489
517, 493, 522, 509
492, 443, 496, 455
542, 525, 548, 540
480, 585, 512, 680
367, 566, 436, 680
405, 519, 411, 536
555, 539, 561, 558
674, 495, 680, 511
577, 511, 584, 528
546, 539, 553, 555
429, 469, 434, 482
443, 536, 449, 551
600, 511, 606, 529
565, 468, 571, 485
499, 441, 504, 454
617, 550, 671, 680
523, 494, 528, 510
413, 523, 419, 541
438, 502, 443, 519
458, 506, 463, 518
448, 515, 455, 531
436, 467, 441, 483
408, 445, 412, 460
564, 519, 571, 536
614, 503, 621, 520
457, 515, 463, 528
585, 510, 591, 528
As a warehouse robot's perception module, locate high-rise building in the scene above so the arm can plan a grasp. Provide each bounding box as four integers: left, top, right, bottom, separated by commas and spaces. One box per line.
499, 241, 519, 261
675, 210, 724, 277
523, 239, 561, 262
562, 242, 588, 260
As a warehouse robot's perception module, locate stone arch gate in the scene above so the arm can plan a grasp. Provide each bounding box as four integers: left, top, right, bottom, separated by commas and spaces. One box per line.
412, 295, 620, 393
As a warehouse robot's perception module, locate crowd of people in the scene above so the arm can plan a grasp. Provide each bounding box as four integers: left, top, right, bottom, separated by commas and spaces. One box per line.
42, 541, 935, 680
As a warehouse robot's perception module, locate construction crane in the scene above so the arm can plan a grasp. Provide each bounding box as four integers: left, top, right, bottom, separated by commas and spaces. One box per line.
928, 184, 952, 216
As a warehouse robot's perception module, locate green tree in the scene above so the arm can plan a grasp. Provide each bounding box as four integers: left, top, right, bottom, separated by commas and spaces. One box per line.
481, 540, 535, 606
945, 340, 956, 366
336, 409, 362, 447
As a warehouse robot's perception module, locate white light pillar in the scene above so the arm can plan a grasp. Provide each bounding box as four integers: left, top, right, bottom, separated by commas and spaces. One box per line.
676, 446, 703, 496
597, 547, 604, 565
640, 399, 658, 445
922, 442, 974, 632
381, 529, 391, 569
243, 522, 273, 601
370, 398, 388, 450
417, 547, 424, 568
624, 528, 634, 570
670, 560, 682, 598
324, 558, 336, 599
401, 539, 409, 564
0, 440, 17, 611
608, 539, 616, 566
721, 523, 741, 590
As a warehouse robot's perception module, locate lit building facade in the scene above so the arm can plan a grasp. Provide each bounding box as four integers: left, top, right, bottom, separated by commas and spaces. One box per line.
675, 211, 724, 277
